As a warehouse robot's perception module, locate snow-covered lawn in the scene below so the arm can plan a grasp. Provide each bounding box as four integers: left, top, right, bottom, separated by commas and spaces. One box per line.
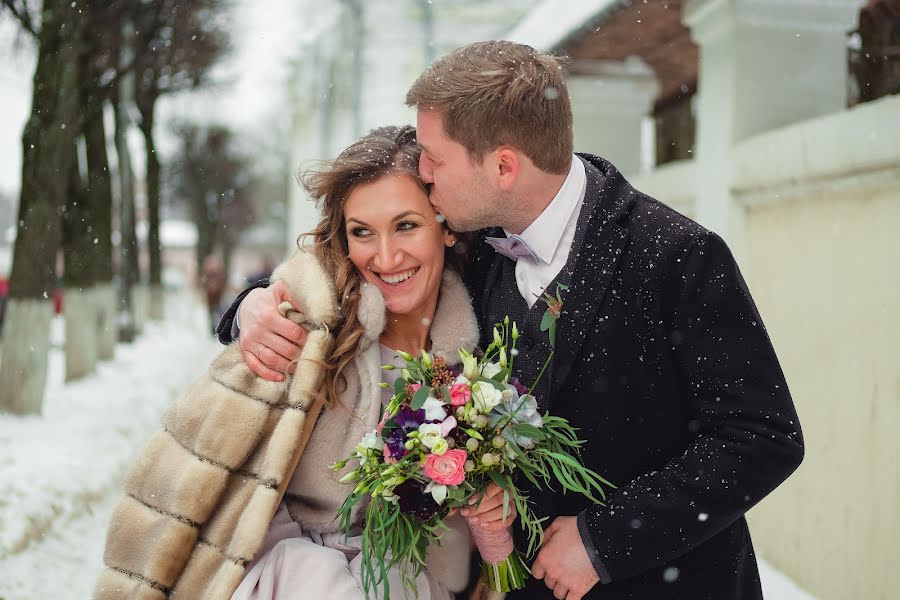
0, 293, 219, 599
0, 293, 818, 599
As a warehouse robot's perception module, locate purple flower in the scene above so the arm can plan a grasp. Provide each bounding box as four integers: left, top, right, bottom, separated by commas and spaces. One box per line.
509, 376, 529, 397
395, 479, 441, 521
394, 406, 426, 430
384, 428, 409, 460
383, 406, 426, 460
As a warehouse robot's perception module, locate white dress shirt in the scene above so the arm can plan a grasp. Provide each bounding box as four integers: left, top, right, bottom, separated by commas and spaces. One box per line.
506, 155, 587, 308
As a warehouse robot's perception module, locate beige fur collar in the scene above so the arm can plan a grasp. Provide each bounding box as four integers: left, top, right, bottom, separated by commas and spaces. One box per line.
356, 270, 479, 364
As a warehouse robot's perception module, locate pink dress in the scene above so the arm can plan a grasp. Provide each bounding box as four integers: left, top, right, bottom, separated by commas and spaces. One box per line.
230, 347, 453, 600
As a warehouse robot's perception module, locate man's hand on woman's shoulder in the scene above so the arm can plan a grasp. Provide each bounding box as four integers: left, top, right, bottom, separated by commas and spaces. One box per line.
238, 280, 307, 381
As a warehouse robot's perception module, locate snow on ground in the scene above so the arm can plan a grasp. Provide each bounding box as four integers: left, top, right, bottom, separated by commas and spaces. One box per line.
0, 292, 219, 599
0, 292, 819, 599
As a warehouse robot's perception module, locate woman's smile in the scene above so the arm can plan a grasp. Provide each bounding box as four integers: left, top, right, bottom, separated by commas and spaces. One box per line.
375, 266, 420, 286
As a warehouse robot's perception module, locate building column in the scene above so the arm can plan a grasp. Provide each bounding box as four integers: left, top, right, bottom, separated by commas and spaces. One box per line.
684, 0, 865, 256
567, 58, 659, 177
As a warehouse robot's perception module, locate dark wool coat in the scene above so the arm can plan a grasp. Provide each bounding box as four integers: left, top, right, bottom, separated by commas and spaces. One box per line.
465, 155, 804, 600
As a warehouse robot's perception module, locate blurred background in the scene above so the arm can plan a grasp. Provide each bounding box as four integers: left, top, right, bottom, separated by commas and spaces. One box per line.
0, 0, 897, 598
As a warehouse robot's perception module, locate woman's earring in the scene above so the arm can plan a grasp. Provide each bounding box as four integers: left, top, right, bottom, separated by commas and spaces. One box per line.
448, 239, 457, 247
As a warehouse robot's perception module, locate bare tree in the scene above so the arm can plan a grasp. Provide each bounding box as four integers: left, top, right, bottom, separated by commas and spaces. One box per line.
0, 0, 83, 413
168, 123, 254, 282
61, 1, 129, 376
133, 0, 229, 320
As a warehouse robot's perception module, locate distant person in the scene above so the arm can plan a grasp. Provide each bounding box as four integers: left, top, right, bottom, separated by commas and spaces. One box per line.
200, 254, 227, 334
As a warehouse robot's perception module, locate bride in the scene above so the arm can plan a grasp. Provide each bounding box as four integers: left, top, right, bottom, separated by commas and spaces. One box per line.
96, 125, 513, 600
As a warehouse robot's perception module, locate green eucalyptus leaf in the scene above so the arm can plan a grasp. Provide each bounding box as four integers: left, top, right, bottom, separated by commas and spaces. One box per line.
540, 310, 554, 332
394, 377, 408, 397
410, 386, 431, 410
487, 469, 509, 490
512, 423, 547, 440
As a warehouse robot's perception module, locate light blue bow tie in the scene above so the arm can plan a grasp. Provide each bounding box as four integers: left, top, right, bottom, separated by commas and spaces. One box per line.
484, 235, 538, 262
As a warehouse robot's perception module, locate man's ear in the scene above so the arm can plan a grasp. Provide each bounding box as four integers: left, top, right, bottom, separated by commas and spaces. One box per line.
494, 147, 519, 192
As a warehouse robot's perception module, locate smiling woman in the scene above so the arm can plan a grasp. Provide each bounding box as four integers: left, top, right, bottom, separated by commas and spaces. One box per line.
344, 174, 455, 330
299, 126, 469, 407
97, 125, 482, 600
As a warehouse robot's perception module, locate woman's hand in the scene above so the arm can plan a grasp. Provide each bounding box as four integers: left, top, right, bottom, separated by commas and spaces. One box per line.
460, 482, 517, 531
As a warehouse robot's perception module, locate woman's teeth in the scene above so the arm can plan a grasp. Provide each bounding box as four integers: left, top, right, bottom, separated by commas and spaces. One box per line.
378, 268, 418, 285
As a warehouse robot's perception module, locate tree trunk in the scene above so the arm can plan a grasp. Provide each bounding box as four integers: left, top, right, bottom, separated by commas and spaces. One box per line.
192, 193, 217, 280
62, 140, 98, 380
139, 101, 164, 320
112, 96, 137, 342
83, 109, 116, 360
0, 0, 82, 414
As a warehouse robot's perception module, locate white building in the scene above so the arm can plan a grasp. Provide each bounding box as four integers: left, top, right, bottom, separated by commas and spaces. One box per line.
284, 0, 540, 242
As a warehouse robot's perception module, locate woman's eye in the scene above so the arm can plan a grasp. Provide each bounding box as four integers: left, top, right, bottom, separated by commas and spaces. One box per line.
350, 227, 371, 238
397, 221, 418, 232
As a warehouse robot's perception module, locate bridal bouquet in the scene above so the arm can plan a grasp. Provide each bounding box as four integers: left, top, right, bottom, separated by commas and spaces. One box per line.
333, 297, 612, 598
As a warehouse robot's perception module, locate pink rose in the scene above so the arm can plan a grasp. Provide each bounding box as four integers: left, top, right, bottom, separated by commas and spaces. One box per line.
423, 449, 467, 486
410, 383, 422, 392
449, 383, 471, 406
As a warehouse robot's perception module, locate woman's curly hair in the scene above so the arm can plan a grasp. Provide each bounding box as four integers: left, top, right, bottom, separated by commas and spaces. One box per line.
297, 125, 467, 409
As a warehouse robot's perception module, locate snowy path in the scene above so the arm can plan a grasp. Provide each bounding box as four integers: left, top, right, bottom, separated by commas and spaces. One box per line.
0, 294, 818, 599
0, 293, 220, 599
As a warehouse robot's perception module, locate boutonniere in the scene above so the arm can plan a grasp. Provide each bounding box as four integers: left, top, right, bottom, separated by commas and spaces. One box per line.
539, 283, 569, 349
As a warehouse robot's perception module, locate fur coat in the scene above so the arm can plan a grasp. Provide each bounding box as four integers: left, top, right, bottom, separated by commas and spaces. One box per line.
95, 251, 480, 599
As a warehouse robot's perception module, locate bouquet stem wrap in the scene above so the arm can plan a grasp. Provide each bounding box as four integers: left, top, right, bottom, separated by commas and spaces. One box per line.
466, 518, 528, 592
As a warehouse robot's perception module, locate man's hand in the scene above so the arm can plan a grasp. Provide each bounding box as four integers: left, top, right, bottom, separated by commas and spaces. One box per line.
238, 280, 307, 381
532, 516, 600, 600
459, 482, 517, 531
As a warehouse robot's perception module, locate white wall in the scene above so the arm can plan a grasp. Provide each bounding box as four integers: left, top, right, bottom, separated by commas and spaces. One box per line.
635, 94, 900, 600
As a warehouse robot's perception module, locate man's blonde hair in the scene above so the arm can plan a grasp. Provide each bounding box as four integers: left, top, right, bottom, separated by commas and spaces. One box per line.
406, 40, 573, 175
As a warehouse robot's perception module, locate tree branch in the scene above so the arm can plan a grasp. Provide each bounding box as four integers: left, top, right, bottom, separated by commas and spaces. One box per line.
1, 0, 38, 37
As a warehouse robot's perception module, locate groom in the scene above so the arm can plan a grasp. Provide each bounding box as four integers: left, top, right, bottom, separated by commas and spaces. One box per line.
218, 41, 803, 600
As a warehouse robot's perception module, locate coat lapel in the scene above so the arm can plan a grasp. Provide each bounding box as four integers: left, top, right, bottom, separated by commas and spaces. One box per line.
548, 156, 633, 400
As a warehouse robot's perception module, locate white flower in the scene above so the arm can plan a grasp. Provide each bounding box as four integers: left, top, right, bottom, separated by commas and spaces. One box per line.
480, 361, 503, 379
418, 423, 444, 449
472, 382, 503, 413
422, 396, 447, 421
460, 351, 479, 380
356, 430, 383, 457
431, 438, 449, 455
425, 481, 448, 504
